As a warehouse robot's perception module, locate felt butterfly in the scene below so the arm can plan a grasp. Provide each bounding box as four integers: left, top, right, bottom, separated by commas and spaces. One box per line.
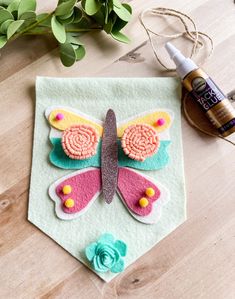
45, 106, 173, 224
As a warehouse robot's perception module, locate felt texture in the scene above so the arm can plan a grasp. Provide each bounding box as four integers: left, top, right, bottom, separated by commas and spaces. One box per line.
49, 166, 169, 223
55, 168, 101, 214
118, 140, 170, 170
85, 233, 127, 273
29, 77, 186, 282
49, 168, 102, 220
117, 110, 172, 137
101, 109, 118, 204
50, 137, 101, 168
121, 124, 159, 161
61, 124, 99, 159
117, 168, 160, 216
50, 138, 170, 171
49, 108, 103, 136
117, 171, 170, 225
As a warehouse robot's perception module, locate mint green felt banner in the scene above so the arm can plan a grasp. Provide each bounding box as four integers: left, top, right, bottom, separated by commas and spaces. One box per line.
28, 77, 186, 282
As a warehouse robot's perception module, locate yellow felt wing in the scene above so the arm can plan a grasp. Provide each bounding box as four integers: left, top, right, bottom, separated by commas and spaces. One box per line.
48, 108, 103, 137
117, 111, 172, 138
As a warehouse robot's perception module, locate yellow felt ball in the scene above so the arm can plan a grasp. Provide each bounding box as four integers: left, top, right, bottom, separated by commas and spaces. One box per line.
145, 187, 155, 197
62, 185, 72, 195
64, 198, 75, 208
139, 197, 149, 208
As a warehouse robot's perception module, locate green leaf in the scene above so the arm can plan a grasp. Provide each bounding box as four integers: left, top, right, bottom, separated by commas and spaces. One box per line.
58, 0, 69, 4
19, 10, 36, 20
0, 18, 13, 34
36, 13, 48, 21
113, 4, 131, 22
123, 3, 132, 14
111, 30, 130, 43
82, 0, 101, 16
67, 34, 83, 46
55, 0, 76, 16
0, 7, 13, 25
36, 13, 51, 27
0, 0, 12, 7
7, 0, 20, 13
72, 7, 82, 23
58, 14, 74, 24
7, 19, 24, 39
59, 42, 76, 67
92, 5, 105, 26
0, 34, 7, 47
112, 4, 132, 32
113, 0, 122, 9
51, 15, 66, 43
18, 0, 36, 18
104, 19, 113, 34
67, 16, 92, 30
57, 9, 73, 20
74, 44, 85, 60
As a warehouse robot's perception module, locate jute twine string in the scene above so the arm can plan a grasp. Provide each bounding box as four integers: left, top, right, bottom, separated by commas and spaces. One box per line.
139, 7, 235, 146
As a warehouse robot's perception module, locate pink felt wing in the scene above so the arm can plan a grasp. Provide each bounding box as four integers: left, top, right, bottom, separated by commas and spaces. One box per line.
117, 167, 170, 224
48, 168, 102, 220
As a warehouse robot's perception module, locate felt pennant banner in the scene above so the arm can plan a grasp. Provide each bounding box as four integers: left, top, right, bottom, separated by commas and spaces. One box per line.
28, 77, 186, 282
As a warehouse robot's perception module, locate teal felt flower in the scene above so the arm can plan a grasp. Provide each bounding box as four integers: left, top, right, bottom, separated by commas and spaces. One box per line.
85, 233, 127, 273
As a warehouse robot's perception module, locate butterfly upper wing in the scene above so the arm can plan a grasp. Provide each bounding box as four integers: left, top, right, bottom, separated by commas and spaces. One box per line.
117, 110, 173, 138
49, 167, 102, 220
117, 109, 174, 170
46, 106, 103, 135
45, 106, 103, 169
117, 167, 169, 224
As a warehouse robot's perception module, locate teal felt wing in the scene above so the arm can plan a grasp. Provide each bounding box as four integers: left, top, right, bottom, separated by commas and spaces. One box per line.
50, 138, 170, 171
49, 138, 101, 169
118, 140, 171, 171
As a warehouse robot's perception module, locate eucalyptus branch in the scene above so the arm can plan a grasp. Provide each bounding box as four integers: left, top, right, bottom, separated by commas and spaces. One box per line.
9, 12, 54, 41
0, 0, 132, 67
23, 28, 101, 36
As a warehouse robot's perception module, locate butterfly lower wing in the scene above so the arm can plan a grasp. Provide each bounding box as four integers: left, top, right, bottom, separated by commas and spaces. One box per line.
49, 168, 102, 220
117, 167, 169, 224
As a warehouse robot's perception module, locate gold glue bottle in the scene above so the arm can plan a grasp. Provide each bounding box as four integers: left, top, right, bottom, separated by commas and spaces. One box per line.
165, 42, 235, 137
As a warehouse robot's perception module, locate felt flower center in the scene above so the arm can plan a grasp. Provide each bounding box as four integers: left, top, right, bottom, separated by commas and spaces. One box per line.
61, 124, 99, 160
121, 124, 159, 161
85, 233, 127, 273
96, 244, 119, 269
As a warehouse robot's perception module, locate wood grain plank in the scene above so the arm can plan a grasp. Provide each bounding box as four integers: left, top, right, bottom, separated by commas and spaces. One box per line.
0, 177, 32, 257
0, 233, 82, 299
40, 268, 103, 299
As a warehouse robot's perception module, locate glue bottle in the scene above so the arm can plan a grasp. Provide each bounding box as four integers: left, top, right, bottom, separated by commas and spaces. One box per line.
165, 42, 235, 137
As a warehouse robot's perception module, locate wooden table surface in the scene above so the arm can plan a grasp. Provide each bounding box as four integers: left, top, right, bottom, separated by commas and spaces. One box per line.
0, 0, 235, 298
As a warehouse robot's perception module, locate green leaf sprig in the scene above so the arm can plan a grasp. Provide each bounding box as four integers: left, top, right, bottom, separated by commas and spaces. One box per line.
0, 0, 132, 66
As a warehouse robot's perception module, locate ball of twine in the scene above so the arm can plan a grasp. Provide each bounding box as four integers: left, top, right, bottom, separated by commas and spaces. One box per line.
139, 7, 235, 146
